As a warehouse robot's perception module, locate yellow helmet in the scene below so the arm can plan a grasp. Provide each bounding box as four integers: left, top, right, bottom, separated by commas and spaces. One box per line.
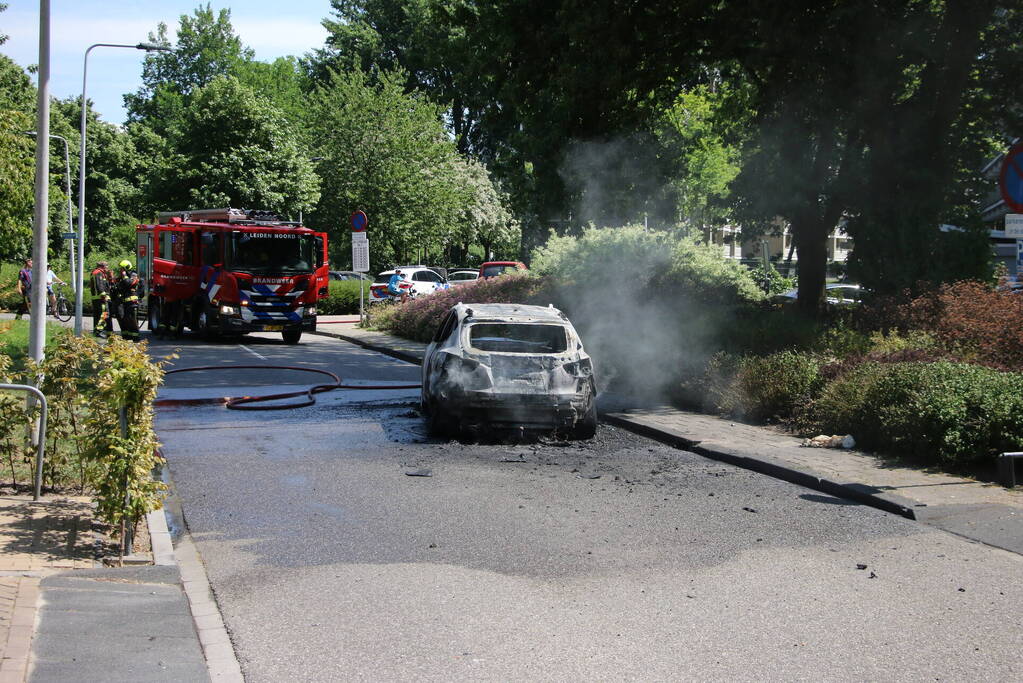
119, 260, 132, 269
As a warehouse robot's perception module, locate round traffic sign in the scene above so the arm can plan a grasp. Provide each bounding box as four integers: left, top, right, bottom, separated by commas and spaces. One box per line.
999, 144, 1023, 213
350, 210, 368, 232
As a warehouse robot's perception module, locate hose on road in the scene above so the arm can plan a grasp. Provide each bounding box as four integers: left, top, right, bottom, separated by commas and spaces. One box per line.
160, 364, 421, 411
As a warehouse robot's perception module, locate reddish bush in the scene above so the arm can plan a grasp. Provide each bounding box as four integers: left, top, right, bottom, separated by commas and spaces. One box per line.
373, 274, 560, 342
860, 281, 1023, 371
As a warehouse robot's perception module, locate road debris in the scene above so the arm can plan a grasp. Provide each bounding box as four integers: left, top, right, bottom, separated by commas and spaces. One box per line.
801, 434, 856, 449
405, 468, 433, 477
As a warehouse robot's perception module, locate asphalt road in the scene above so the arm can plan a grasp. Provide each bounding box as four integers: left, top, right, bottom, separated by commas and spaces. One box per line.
153, 331, 1023, 682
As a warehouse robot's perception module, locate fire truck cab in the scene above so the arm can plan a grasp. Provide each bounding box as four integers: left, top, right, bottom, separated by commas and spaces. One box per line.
136, 208, 329, 344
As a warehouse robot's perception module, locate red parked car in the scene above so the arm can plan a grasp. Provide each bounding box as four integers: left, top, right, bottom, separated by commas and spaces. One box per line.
479, 261, 527, 278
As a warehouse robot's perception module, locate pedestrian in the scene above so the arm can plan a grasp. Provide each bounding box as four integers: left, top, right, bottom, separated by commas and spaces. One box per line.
89, 260, 113, 337
45, 266, 66, 316
114, 259, 142, 342
387, 268, 408, 303
15, 258, 32, 319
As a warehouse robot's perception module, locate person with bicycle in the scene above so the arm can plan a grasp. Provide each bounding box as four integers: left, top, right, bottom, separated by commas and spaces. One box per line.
45, 266, 67, 317
89, 260, 113, 337
387, 269, 409, 303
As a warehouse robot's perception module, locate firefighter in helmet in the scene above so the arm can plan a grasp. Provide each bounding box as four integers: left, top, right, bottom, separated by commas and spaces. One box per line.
88, 260, 113, 337
114, 259, 142, 342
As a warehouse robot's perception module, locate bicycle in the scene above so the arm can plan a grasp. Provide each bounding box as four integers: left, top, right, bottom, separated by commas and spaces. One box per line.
48, 284, 73, 322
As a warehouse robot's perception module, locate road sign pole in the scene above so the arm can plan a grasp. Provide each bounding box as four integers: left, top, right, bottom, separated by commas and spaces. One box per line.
350, 211, 369, 324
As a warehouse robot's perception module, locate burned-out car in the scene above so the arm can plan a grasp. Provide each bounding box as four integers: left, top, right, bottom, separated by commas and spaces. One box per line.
421, 303, 597, 439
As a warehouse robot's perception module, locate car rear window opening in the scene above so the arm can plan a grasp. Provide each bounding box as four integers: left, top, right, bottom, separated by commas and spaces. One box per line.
468, 323, 568, 353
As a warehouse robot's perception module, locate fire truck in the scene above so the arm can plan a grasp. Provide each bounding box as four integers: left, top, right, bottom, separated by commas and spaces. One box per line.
136, 208, 329, 344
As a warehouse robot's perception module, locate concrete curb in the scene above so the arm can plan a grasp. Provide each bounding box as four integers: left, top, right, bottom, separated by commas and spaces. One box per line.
311, 328, 424, 364
146, 504, 176, 566
158, 464, 245, 682
600, 413, 918, 520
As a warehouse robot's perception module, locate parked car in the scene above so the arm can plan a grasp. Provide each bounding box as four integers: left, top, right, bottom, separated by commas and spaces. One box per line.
479, 261, 527, 278
772, 283, 863, 306
368, 266, 449, 303
329, 270, 372, 282
447, 269, 479, 285
421, 302, 597, 439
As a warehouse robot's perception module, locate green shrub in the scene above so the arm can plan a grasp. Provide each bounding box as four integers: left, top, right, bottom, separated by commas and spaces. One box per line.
666, 236, 766, 305
318, 280, 370, 315
719, 350, 823, 422
529, 224, 674, 286
803, 361, 1023, 469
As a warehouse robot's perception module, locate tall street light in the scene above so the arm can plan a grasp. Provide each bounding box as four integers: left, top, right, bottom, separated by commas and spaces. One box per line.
76, 42, 173, 336
25, 132, 75, 281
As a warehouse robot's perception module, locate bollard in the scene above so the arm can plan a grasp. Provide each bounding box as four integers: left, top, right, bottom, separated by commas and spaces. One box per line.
998, 452, 1023, 488
0, 384, 47, 501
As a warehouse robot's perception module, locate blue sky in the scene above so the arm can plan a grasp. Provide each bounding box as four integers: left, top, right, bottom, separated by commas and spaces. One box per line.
2, 1, 331, 124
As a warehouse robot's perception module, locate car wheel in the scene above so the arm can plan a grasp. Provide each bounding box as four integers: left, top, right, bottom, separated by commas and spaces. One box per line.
571, 383, 598, 440
282, 330, 302, 344
426, 398, 454, 437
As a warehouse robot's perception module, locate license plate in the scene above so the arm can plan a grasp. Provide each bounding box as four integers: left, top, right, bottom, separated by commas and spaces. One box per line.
263, 325, 283, 331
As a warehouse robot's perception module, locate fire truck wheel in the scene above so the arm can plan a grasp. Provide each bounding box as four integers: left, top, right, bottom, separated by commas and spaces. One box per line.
282, 330, 302, 345
148, 300, 162, 337
196, 301, 217, 341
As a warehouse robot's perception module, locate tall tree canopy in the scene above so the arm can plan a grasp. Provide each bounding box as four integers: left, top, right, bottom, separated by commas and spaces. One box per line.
307, 67, 474, 268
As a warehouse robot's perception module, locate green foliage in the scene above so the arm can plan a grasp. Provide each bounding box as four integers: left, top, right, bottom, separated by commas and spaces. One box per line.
0, 108, 35, 260
80, 337, 166, 534
0, 326, 166, 536
667, 235, 765, 305
717, 350, 824, 422
748, 263, 793, 296
530, 225, 674, 285
148, 76, 319, 217
126, 4, 255, 128
655, 84, 747, 228
307, 68, 471, 268
803, 361, 1023, 469
318, 280, 370, 315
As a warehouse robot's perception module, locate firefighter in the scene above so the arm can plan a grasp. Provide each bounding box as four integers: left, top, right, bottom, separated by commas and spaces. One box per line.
88, 260, 112, 337
114, 259, 142, 342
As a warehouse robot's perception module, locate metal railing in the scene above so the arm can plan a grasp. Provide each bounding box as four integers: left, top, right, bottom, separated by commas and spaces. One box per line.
0, 384, 47, 500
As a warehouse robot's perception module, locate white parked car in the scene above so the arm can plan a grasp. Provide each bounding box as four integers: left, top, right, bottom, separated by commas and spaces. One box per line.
447, 269, 479, 285
421, 303, 597, 439
772, 283, 863, 306
368, 266, 448, 303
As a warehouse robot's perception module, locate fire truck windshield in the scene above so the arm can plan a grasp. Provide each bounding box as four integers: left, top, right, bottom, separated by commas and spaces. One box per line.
227, 232, 316, 273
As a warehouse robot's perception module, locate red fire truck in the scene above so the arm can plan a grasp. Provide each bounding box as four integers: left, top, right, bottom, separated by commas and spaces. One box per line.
136, 208, 329, 344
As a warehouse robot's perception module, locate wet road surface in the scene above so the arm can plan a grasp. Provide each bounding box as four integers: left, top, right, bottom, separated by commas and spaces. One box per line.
152, 331, 1023, 681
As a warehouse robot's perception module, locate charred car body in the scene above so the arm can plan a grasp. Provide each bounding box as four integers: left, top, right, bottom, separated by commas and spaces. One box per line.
421, 303, 597, 439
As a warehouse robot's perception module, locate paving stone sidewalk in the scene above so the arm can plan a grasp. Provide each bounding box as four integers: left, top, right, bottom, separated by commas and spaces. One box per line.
313, 316, 1023, 555
0, 495, 95, 683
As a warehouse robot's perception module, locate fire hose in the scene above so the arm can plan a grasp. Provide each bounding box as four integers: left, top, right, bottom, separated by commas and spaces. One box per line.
160, 365, 421, 411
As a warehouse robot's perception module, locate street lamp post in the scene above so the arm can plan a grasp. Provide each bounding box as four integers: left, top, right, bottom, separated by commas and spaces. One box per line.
76, 42, 173, 337
25, 132, 74, 283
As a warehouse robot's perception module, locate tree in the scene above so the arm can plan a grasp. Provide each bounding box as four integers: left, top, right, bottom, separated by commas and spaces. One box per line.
453, 158, 517, 262
145, 76, 319, 218
125, 4, 254, 133
308, 0, 483, 155
306, 68, 469, 268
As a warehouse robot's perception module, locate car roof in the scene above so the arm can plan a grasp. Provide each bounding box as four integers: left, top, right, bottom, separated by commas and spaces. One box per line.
451, 302, 567, 323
